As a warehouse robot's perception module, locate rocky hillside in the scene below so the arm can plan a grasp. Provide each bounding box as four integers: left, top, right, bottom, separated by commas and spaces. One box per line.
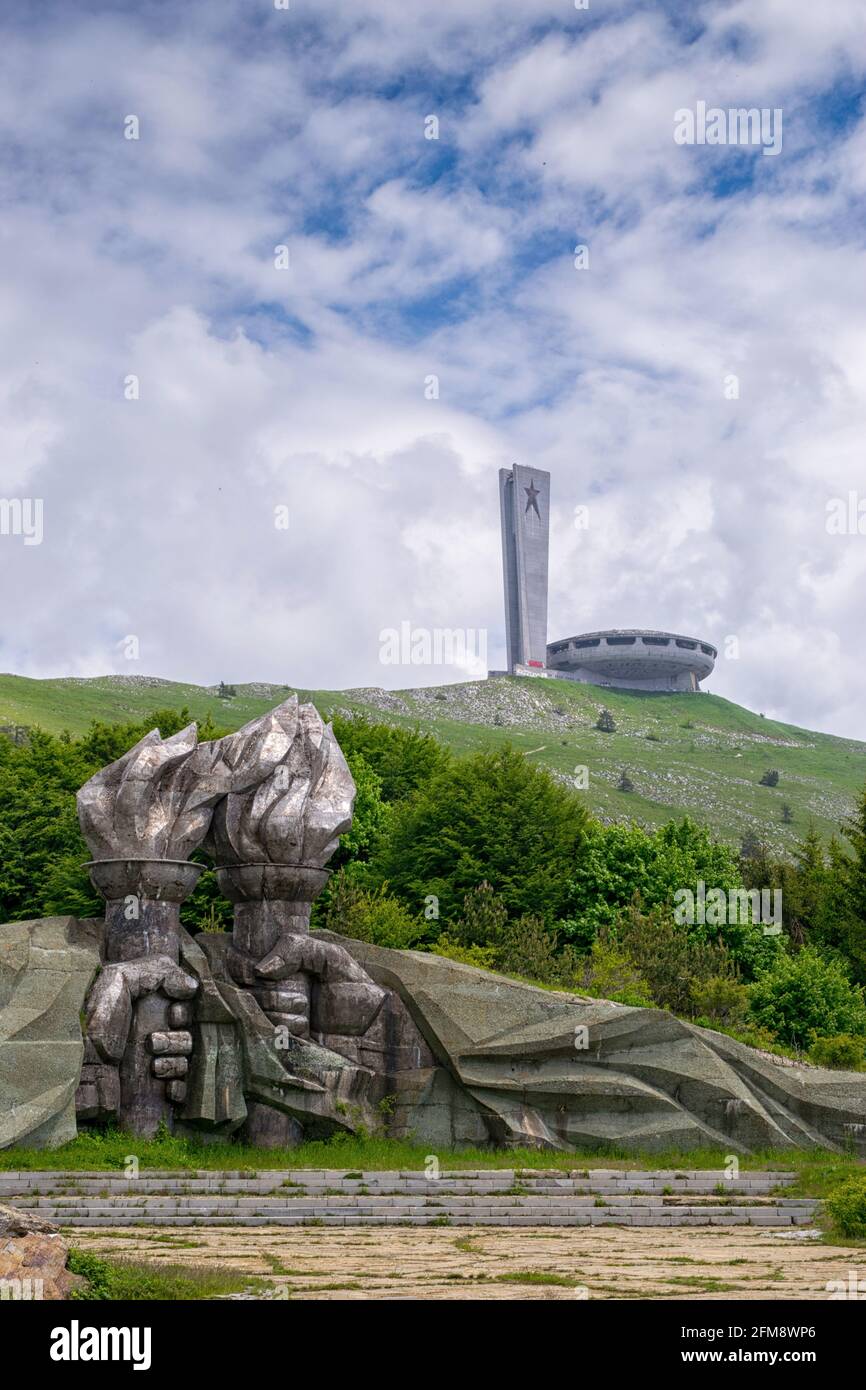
1, 672, 863, 854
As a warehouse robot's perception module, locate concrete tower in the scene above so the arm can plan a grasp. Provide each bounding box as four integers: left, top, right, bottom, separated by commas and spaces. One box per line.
499, 464, 550, 673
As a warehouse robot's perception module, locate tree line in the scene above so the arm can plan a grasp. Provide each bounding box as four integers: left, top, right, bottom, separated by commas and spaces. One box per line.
2, 708, 866, 1067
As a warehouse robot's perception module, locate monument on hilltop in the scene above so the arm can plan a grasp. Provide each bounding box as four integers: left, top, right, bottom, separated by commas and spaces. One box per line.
496, 466, 717, 691
498, 463, 550, 673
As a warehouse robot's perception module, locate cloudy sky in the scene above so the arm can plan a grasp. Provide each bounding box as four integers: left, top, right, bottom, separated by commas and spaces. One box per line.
1, 0, 865, 736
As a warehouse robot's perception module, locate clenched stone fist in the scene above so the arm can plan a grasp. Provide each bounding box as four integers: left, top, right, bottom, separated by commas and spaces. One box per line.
227, 933, 385, 1038
76, 957, 198, 1120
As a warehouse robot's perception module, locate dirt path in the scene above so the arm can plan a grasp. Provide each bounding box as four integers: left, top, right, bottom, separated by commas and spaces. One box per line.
67, 1224, 860, 1300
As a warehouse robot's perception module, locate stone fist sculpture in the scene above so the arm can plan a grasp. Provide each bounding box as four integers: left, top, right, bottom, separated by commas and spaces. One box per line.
77, 957, 198, 1128
230, 929, 385, 1038
76, 697, 385, 1143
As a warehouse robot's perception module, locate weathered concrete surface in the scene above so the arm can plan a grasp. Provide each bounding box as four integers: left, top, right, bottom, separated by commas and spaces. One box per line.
0, 1203, 82, 1299
6, 912, 866, 1157
0, 1167, 816, 1228
0, 918, 101, 1149
180, 930, 381, 1142
64, 1223, 855, 1300
319, 933, 866, 1156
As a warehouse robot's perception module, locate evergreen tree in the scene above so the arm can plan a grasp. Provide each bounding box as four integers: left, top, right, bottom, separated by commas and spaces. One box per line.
739, 829, 764, 862
368, 746, 590, 924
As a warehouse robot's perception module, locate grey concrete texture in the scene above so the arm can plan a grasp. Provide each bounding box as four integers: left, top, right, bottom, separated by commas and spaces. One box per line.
0, 917, 101, 1149
499, 464, 550, 672
319, 933, 866, 1156
0, 1164, 817, 1230
546, 629, 716, 690
68, 696, 364, 1142
77, 696, 356, 870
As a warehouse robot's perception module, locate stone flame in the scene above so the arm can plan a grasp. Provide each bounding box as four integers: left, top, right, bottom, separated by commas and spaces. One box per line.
207, 698, 355, 867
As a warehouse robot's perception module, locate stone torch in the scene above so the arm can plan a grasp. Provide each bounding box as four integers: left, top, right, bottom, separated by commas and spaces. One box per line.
209, 698, 373, 1144
77, 713, 295, 1136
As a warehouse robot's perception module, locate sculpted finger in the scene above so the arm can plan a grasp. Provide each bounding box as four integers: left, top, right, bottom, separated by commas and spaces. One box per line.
85, 965, 133, 1064
256, 935, 303, 979
157, 962, 199, 1000
147, 1030, 194, 1057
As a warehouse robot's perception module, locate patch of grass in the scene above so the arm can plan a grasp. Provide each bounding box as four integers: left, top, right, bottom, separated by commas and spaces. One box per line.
68, 1250, 272, 1301
496, 1271, 586, 1288
781, 1156, 866, 1200
292, 1281, 364, 1292
144, 1235, 203, 1248
3, 1130, 863, 1190
663, 1276, 738, 1292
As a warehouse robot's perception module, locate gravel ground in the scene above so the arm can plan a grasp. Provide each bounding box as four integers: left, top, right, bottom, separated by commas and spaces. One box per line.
66, 1224, 860, 1301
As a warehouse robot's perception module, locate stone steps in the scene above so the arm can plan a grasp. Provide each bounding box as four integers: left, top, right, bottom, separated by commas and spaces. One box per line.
0, 1169, 815, 1228
1, 1207, 817, 1228
0, 1168, 799, 1195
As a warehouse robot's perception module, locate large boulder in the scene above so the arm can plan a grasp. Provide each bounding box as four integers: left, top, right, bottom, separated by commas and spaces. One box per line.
0, 1203, 82, 1299
0, 917, 101, 1149
319, 932, 866, 1156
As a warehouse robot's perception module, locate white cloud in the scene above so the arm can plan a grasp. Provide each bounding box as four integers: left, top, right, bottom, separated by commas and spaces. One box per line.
1, 0, 866, 739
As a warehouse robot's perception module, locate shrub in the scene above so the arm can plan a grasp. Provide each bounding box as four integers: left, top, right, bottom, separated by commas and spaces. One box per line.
808, 1033, 866, 1071
690, 975, 749, 1027
759, 769, 780, 787
329, 715, 448, 803
323, 873, 426, 949
595, 710, 616, 733
431, 936, 498, 970
495, 915, 561, 984
452, 882, 508, 949
369, 747, 589, 925
562, 818, 761, 966
703, 1021, 788, 1054
613, 903, 739, 1017
826, 1177, 866, 1239
578, 937, 654, 1008
739, 831, 764, 861
617, 771, 634, 793
328, 753, 390, 869
748, 948, 866, 1048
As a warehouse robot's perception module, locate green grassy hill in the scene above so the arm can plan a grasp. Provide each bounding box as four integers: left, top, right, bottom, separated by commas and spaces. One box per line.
1, 672, 864, 855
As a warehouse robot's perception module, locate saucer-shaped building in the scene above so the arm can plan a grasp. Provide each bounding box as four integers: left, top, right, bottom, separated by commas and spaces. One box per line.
545, 629, 716, 691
